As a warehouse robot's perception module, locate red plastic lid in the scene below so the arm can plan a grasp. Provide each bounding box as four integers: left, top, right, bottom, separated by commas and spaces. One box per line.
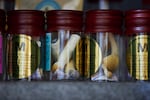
126, 9, 150, 18
125, 9, 150, 35
46, 10, 83, 32
7, 10, 45, 36
85, 10, 123, 34
0, 9, 5, 32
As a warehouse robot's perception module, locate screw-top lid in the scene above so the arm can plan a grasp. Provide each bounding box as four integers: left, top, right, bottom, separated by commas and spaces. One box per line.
125, 9, 150, 35
85, 10, 123, 34
7, 10, 45, 36
46, 10, 83, 32
0, 9, 5, 33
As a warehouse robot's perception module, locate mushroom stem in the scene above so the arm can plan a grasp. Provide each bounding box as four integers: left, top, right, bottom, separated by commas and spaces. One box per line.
109, 33, 118, 55
52, 34, 81, 72
103, 33, 119, 72
102, 64, 113, 78
65, 60, 79, 79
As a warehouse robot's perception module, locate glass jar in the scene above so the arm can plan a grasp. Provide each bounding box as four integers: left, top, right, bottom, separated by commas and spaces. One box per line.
46, 10, 83, 80
6, 10, 45, 81
125, 10, 150, 81
0, 9, 5, 81
84, 10, 123, 81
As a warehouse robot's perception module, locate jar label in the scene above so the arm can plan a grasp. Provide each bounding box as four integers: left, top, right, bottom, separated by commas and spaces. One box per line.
7, 34, 39, 79
0, 35, 2, 74
44, 33, 51, 71
127, 35, 150, 80
74, 36, 102, 78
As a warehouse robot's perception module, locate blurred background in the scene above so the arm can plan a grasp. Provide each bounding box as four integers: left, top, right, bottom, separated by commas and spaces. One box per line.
84, 0, 150, 10
0, 0, 150, 11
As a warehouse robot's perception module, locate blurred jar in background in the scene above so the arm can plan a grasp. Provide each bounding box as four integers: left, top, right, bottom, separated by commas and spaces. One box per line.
84, 10, 123, 81
6, 10, 45, 81
0, 0, 4, 9
125, 9, 150, 81
0, 9, 5, 81
46, 10, 83, 80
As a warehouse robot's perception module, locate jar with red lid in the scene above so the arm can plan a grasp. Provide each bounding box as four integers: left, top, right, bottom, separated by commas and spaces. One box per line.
6, 10, 45, 81
0, 9, 5, 81
84, 10, 123, 81
46, 10, 83, 80
125, 9, 150, 81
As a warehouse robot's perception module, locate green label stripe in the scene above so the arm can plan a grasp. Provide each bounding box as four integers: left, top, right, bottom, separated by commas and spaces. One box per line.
31, 39, 40, 74
90, 37, 96, 76
132, 37, 136, 79
12, 36, 19, 78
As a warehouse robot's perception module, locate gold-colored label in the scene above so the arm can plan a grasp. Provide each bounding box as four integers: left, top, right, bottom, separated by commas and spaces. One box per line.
7, 34, 40, 79
17, 35, 31, 78
74, 36, 102, 78
127, 35, 149, 80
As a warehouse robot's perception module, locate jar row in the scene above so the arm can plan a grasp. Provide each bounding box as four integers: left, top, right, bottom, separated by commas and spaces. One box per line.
0, 9, 149, 81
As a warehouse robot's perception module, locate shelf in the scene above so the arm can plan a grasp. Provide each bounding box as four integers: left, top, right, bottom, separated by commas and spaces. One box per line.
0, 81, 149, 100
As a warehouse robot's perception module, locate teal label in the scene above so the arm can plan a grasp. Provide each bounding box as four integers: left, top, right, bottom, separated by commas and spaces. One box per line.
45, 33, 51, 71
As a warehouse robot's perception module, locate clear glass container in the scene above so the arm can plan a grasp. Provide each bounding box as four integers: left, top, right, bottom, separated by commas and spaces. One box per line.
125, 9, 150, 81
46, 10, 83, 80
6, 10, 45, 81
84, 10, 123, 81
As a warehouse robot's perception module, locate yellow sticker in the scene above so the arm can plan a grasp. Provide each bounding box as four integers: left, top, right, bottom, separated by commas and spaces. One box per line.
7, 34, 40, 79
127, 35, 149, 80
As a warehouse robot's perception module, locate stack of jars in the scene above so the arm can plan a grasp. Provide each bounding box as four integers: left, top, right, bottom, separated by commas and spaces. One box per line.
0, 9, 149, 81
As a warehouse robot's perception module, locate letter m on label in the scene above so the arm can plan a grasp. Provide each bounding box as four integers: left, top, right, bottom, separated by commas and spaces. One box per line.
138, 43, 148, 52
18, 42, 25, 51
